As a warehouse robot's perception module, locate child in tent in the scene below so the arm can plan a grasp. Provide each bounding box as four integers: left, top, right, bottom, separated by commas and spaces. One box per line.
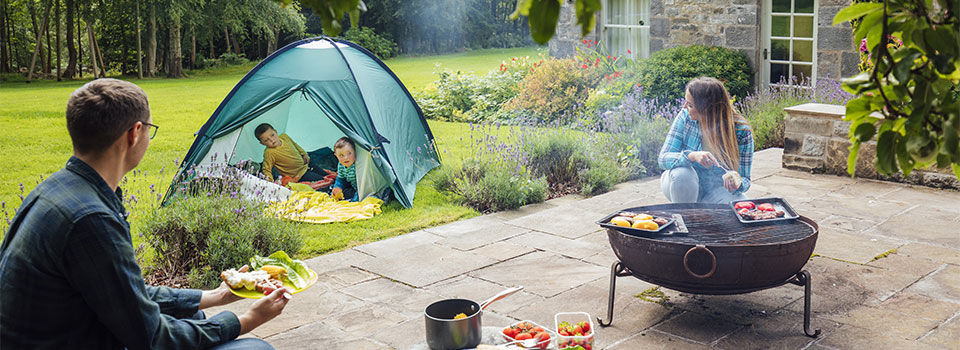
255, 123, 324, 184
331, 137, 359, 202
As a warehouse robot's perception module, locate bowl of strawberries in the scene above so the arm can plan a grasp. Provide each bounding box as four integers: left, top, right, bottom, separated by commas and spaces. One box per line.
555, 312, 594, 350
500, 320, 552, 349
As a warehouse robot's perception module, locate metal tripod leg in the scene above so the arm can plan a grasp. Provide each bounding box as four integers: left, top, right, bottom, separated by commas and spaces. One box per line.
789, 270, 821, 338
597, 261, 628, 327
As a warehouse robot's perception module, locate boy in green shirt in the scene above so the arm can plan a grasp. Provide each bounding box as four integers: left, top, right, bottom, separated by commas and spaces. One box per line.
254, 123, 323, 183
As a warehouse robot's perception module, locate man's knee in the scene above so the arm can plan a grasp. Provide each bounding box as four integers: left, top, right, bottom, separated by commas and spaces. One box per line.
210, 338, 274, 350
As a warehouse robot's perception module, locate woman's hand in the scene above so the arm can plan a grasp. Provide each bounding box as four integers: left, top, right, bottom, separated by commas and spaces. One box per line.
686, 151, 717, 168
722, 171, 742, 192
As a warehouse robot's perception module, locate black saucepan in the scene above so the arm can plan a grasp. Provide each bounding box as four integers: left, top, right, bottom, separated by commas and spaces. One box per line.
424, 286, 522, 350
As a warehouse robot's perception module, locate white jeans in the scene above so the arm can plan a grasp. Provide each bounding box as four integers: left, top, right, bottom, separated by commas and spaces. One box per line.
660, 166, 747, 204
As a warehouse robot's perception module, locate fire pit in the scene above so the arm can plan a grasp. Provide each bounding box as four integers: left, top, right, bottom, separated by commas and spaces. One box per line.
597, 203, 821, 337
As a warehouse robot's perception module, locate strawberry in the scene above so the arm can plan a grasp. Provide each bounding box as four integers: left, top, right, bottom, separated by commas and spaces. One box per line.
577, 320, 591, 333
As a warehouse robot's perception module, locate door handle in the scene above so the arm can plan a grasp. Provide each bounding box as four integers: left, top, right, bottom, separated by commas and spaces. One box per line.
763, 48, 768, 59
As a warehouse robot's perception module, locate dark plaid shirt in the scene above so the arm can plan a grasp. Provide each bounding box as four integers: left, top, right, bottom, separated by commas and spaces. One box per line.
0, 157, 240, 349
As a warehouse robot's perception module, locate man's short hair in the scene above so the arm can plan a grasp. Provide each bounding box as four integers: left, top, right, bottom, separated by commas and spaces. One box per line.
66, 78, 150, 154
334, 137, 354, 150
254, 123, 274, 140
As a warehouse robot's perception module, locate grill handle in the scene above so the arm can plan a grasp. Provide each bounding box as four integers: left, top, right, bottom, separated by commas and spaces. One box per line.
683, 244, 717, 279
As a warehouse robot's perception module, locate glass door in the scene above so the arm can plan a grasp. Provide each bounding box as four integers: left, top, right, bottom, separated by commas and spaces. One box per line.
602, 0, 650, 59
763, 0, 817, 86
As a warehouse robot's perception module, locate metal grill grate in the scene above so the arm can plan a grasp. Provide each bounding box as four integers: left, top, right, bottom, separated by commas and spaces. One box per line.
613, 204, 816, 246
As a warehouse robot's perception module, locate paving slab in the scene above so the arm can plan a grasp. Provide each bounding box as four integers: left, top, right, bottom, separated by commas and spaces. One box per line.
809, 324, 923, 349
304, 248, 374, 275
353, 230, 443, 257
606, 329, 711, 349
265, 321, 387, 350
828, 304, 943, 340
505, 204, 606, 239
434, 223, 530, 251
865, 249, 943, 277
877, 292, 960, 323
805, 195, 915, 223
712, 309, 838, 350
919, 312, 960, 349
813, 227, 903, 264
340, 278, 447, 319
423, 215, 506, 237
469, 251, 607, 298
356, 243, 498, 288
867, 205, 960, 247
468, 241, 537, 262
878, 185, 960, 213
827, 178, 906, 200
250, 289, 367, 338
897, 242, 960, 266
748, 174, 845, 205
322, 302, 409, 334
816, 213, 882, 233
666, 286, 804, 325
510, 280, 678, 349
424, 275, 544, 314
504, 231, 605, 260
904, 264, 960, 305
487, 201, 557, 221
315, 265, 379, 289
651, 311, 743, 344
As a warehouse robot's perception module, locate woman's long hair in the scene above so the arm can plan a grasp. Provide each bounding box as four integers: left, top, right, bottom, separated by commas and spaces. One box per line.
685, 77, 749, 171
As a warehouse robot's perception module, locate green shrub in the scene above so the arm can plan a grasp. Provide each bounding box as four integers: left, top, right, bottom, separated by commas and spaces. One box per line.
580, 157, 628, 196
139, 195, 302, 288
505, 59, 604, 123
633, 45, 753, 102
416, 69, 523, 122
523, 131, 627, 196
197, 53, 250, 70
597, 87, 679, 177
433, 159, 547, 213
340, 26, 399, 59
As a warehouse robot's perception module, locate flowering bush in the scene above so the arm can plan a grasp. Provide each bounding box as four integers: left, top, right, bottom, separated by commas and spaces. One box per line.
593, 87, 680, 178
433, 159, 547, 213
504, 58, 604, 123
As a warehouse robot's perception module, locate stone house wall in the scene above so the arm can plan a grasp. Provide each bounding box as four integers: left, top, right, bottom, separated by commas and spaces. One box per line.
782, 103, 960, 189
550, 0, 861, 86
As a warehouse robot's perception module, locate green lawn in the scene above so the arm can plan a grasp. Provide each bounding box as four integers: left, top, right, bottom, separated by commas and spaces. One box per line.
0, 46, 539, 258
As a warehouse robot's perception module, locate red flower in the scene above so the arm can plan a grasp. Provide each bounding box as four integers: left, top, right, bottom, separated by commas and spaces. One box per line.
607, 55, 611, 60
627, 49, 632, 54
596, 58, 601, 63
583, 39, 589, 44
531, 68, 535, 72
582, 64, 588, 69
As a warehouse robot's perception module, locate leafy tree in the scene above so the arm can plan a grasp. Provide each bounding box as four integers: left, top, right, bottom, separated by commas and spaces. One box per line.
834, 0, 959, 179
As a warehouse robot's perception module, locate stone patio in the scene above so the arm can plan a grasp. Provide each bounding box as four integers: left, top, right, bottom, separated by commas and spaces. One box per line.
206, 148, 960, 349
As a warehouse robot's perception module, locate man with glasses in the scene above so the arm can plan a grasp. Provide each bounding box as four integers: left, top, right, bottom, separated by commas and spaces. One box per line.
0, 79, 288, 349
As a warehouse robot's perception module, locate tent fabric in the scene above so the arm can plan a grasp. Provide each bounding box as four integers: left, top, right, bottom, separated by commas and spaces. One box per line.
164, 37, 440, 208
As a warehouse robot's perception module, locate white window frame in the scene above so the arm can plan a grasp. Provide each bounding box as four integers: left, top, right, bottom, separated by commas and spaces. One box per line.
601, 0, 651, 59
762, 0, 818, 88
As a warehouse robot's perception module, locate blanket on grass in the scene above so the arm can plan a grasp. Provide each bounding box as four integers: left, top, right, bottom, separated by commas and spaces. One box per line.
266, 191, 382, 224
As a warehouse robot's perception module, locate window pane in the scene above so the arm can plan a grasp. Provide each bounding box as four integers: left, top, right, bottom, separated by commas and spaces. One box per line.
772, 16, 790, 37
792, 40, 813, 62
773, 0, 791, 13
771, 39, 790, 60
794, 16, 813, 38
793, 64, 812, 83
770, 63, 789, 84
795, 0, 814, 13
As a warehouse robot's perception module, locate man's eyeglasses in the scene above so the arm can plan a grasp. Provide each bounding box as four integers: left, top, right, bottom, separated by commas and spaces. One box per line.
132, 122, 159, 139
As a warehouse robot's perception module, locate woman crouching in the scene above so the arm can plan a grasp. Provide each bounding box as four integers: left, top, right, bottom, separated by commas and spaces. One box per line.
658, 77, 754, 204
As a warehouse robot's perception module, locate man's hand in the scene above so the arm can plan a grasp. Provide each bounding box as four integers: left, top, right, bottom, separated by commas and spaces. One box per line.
686, 151, 717, 168
302, 154, 309, 164
238, 287, 291, 334
722, 171, 742, 192
200, 266, 248, 309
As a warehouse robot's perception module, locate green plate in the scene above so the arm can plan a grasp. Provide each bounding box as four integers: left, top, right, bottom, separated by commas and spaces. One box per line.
228, 268, 319, 299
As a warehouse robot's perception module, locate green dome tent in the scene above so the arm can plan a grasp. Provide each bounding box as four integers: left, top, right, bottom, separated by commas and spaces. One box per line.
163, 37, 440, 208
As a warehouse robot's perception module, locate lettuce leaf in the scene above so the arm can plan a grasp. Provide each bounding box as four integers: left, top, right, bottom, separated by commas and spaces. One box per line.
250, 251, 311, 289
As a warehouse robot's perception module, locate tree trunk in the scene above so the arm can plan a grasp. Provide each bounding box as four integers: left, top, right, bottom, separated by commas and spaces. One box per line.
92, 24, 105, 77
0, 0, 9, 73
45, 8, 52, 74
75, 0, 81, 77
136, 0, 142, 79
230, 32, 240, 56
85, 20, 98, 77
27, 1, 52, 83
208, 35, 214, 59
62, 0, 75, 78
223, 27, 231, 53
167, 14, 182, 78
30, 4, 46, 76
147, 0, 156, 77
55, 0, 60, 81
190, 31, 195, 69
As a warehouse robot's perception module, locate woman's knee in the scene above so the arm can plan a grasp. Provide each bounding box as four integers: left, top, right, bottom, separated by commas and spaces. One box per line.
666, 166, 698, 184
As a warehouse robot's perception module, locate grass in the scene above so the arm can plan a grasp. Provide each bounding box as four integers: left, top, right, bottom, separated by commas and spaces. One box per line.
0, 46, 539, 258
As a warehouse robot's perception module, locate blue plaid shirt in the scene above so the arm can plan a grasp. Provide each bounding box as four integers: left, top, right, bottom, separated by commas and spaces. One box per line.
658, 109, 754, 194
0, 157, 241, 349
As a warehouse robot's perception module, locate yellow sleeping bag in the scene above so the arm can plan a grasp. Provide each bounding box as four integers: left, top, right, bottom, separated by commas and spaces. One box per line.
266, 191, 383, 224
